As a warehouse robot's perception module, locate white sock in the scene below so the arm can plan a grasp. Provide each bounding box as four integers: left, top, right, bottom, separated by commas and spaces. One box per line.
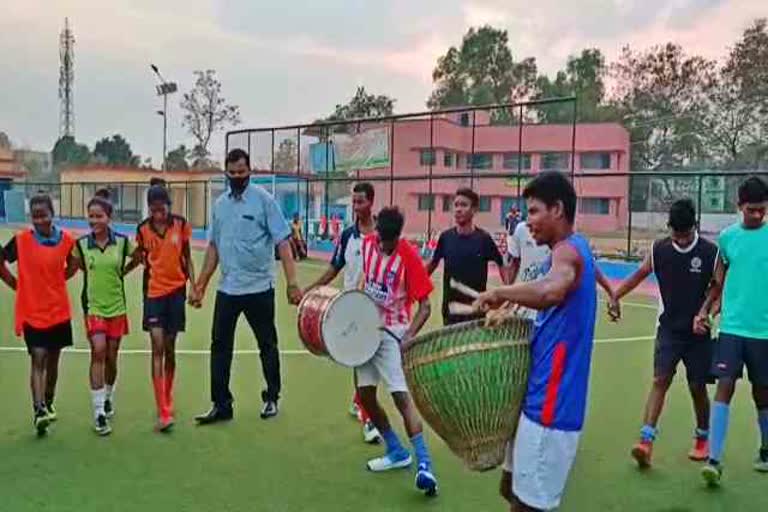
105, 384, 114, 402
91, 387, 106, 419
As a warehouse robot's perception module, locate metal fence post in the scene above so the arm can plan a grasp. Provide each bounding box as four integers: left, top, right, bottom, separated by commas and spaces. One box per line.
570, 99, 578, 180
697, 174, 703, 227
517, 104, 524, 202
427, 113, 434, 238
470, 110, 476, 189
627, 173, 633, 258
389, 119, 395, 205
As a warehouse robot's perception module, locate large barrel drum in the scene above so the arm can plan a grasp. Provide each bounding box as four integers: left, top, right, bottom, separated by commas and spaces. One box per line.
402, 317, 532, 471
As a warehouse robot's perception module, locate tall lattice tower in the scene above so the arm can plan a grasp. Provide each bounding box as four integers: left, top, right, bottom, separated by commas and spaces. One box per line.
59, 17, 75, 138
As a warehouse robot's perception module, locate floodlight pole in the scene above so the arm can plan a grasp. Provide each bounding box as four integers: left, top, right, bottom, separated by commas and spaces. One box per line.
151, 64, 177, 171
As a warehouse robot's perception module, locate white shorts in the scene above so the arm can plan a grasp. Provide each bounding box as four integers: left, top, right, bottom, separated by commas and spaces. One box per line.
503, 413, 581, 511
355, 329, 408, 393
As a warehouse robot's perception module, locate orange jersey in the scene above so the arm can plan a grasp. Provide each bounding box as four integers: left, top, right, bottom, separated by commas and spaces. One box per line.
136, 215, 192, 298
13, 229, 75, 335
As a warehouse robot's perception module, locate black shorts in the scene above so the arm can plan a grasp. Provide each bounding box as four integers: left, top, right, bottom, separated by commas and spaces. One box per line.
712, 333, 768, 385
23, 321, 73, 354
143, 287, 186, 334
654, 327, 714, 384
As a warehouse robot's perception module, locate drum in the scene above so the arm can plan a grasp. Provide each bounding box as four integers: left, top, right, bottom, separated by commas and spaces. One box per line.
402, 317, 532, 471
297, 286, 381, 367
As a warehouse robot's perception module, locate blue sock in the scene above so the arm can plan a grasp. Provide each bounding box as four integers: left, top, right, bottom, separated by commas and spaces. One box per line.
411, 432, 432, 468
695, 428, 709, 440
709, 401, 730, 464
758, 409, 768, 450
381, 428, 405, 456
640, 424, 657, 442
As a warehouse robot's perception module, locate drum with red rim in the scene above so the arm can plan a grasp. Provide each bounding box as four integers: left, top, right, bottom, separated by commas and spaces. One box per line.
297, 286, 381, 367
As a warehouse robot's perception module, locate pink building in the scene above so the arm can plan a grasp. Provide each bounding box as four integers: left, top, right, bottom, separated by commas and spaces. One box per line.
343, 111, 630, 236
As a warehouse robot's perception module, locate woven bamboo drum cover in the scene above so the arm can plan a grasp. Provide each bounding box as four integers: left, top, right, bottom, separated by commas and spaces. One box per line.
403, 317, 532, 471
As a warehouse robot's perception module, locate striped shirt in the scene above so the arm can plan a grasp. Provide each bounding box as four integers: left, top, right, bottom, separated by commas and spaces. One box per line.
361, 234, 433, 329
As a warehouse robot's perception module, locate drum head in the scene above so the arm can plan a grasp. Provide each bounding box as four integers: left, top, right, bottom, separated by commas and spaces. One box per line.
321, 290, 381, 367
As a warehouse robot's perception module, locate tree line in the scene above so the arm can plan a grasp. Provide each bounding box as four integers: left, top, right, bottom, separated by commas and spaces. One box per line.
49, 17, 768, 174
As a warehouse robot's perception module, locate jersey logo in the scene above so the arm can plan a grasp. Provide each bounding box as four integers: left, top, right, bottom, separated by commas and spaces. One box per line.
171, 233, 180, 245
690, 256, 702, 273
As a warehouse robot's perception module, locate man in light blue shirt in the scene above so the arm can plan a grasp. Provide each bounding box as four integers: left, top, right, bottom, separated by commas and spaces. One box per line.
192, 149, 302, 424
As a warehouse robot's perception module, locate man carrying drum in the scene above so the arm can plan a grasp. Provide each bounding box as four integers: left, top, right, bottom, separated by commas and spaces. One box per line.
474, 172, 598, 512
303, 182, 380, 444
427, 187, 507, 326
356, 206, 439, 497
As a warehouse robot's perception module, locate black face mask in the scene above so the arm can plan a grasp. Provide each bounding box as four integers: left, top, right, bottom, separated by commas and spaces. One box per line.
228, 176, 249, 196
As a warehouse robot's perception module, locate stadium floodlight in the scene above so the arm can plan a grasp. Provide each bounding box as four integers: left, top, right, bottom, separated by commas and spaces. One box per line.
150, 64, 178, 171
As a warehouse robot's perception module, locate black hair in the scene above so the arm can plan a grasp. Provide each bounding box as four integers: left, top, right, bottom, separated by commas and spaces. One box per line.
738, 176, 768, 205
226, 148, 250, 169
147, 184, 171, 206
30, 193, 55, 217
95, 188, 111, 200
149, 177, 167, 188
353, 182, 375, 202
668, 198, 696, 232
455, 187, 479, 208
376, 206, 405, 242
522, 171, 577, 223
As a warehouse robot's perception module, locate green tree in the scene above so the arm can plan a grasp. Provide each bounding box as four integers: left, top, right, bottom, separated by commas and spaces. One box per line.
52, 135, 91, 170
0, 132, 10, 149
427, 26, 537, 111
180, 70, 241, 159
609, 43, 716, 172
273, 138, 298, 172
327, 86, 395, 121
702, 18, 768, 168
534, 49, 616, 123
93, 134, 140, 166
164, 144, 190, 171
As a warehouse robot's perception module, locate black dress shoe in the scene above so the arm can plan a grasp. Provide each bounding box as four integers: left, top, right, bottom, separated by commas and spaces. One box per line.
195, 405, 233, 425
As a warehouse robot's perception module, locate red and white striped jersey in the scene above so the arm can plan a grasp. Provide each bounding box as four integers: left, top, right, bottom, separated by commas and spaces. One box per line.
361, 234, 433, 329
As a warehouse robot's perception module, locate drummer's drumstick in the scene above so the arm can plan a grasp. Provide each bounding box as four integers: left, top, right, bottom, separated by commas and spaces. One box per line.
448, 302, 478, 316
449, 278, 480, 300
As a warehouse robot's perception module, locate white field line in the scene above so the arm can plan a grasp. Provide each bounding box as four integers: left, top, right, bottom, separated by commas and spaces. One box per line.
0, 335, 653, 355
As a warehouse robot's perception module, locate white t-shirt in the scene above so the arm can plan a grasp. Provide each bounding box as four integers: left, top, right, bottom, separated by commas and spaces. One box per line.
508, 222, 551, 319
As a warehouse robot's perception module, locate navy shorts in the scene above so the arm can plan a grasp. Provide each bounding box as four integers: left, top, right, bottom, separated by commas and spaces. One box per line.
143, 287, 186, 334
654, 327, 714, 384
712, 333, 768, 385
23, 321, 73, 354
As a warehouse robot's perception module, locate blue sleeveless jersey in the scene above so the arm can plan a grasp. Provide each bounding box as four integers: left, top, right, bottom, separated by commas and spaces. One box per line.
523, 234, 596, 432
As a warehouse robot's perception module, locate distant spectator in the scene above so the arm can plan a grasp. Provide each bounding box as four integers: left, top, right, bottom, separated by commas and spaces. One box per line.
290, 213, 307, 260
505, 206, 521, 236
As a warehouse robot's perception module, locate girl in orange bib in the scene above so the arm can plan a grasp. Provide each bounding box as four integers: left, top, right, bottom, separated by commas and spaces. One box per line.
0, 194, 79, 436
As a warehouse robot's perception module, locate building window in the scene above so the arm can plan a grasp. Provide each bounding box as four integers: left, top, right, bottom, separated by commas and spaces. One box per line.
418, 194, 435, 211
479, 196, 492, 212
442, 195, 453, 212
579, 198, 610, 215
580, 152, 611, 170
420, 149, 436, 166
468, 153, 493, 170
444, 151, 454, 167
503, 153, 532, 170
460, 113, 470, 126
540, 152, 570, 171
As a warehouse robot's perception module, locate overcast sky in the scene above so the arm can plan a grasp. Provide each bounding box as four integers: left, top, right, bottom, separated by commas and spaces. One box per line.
0, 0, 764, 165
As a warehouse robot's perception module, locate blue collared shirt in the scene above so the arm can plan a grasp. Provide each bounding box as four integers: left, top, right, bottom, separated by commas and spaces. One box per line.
208, 184, 291, 295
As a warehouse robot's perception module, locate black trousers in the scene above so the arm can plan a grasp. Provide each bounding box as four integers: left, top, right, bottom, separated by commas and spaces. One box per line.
210, 289, 281, 408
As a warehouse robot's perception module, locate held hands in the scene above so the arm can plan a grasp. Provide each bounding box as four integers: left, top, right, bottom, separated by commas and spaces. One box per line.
606, 296, 621, 322
693, 313, 711, 335
188, 284, 204, 309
